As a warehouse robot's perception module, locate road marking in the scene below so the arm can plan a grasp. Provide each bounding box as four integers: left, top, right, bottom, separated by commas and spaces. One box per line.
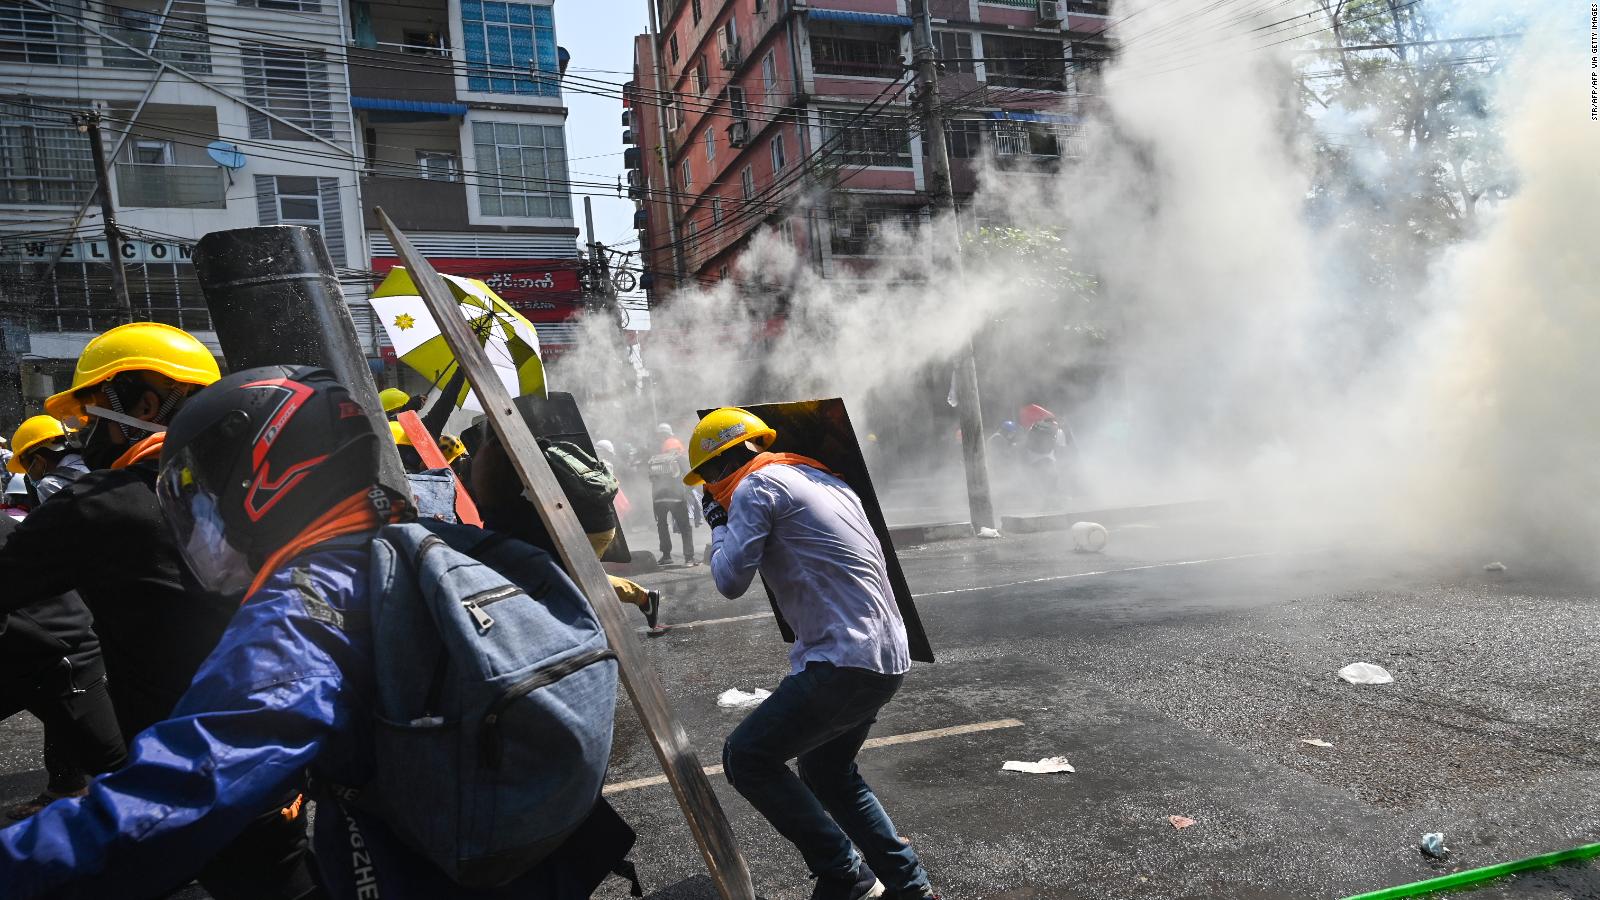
651, 552, 1279, 633
913, 552, 1278, 598
602, 718, 1026, 795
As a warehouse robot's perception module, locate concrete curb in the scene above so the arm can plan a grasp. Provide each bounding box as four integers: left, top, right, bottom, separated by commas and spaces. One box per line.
888, 500, 1223, 546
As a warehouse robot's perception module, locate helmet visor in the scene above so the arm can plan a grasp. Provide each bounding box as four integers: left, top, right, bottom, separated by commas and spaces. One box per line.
157, 445, 255, 596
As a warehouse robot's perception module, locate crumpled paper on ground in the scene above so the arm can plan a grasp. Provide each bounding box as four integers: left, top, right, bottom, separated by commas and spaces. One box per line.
716, 688, 772, 709
1337, 662, 1394, 685
1168, 815, 1196, 829
1001, 756, 1075, 774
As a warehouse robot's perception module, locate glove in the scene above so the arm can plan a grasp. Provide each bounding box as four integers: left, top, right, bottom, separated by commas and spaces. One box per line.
700, 489, 728, 529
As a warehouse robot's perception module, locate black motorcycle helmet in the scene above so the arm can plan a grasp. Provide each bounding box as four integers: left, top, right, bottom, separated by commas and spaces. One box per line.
157, 365, 383, 594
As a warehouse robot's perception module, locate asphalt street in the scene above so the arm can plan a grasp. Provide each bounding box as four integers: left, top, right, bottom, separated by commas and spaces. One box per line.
2, 513, 1596, 899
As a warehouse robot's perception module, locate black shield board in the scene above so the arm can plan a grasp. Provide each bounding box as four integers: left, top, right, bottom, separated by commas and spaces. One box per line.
464, 391, 632, 563
699, 398, 933, 663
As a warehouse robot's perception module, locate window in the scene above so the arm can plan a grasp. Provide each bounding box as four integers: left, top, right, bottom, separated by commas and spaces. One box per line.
102, 5, 211, 74
710, 195, 723, 225
669, 33, 679, 66
241, 45, 335, 140
991, 121, 1082, 161
666, 97, 680, 131
829, 205, 920, 256
1070, 41, 1111, 81
402, 30, 448, 56
943, 119, 982, 158
810, 26, 902, 78
704, 128, 715, 164
132, 138, 173, 165
985, 35, 1065, 91
1, 2, 85, 65
244, 0, 321, 12
416, 150, 459, 181
0, 99, 93, 205
821, 110, 911, 167
740, 165, 754, 200
769, 133, 785, 171
680, 159, 692, 189
690, 0, 701, 24
472, 121, 572, 218
761, 51, 777, 98
1066, 0, 1110, 13
695, 58, 709, 94
682, 217, 697, 252
777, 218, 794, 245
275, 176, 322, 224
461, 0, 560, 97
934, 30, 973, 74
727, 86, 747, 120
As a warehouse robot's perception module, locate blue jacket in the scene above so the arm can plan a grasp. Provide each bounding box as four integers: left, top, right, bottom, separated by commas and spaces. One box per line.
0, 541, 631, 899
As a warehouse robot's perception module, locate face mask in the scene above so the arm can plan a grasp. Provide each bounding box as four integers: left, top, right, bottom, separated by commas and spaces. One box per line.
178, 490, 255, 596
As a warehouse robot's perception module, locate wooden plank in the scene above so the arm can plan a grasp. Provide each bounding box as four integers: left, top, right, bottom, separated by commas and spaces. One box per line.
376, 210, 757, 900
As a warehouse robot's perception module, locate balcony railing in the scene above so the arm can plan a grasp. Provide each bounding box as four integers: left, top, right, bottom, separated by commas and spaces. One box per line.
115, 163, 226, 209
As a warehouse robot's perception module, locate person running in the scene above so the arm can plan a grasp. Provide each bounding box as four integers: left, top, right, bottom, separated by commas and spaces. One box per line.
0, 323, 322, 899
0, 364, 635, 899
687, 407, 937, 900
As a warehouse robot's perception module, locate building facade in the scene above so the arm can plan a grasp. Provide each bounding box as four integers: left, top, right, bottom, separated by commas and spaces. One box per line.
0, 0, 582, 433
628, 0, 1108, 297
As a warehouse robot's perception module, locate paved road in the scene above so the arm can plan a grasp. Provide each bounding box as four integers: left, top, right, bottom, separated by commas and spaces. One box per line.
2, 514, 1596, 899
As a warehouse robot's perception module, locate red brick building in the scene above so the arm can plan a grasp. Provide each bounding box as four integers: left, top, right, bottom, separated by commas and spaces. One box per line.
627, 0, 1110, 299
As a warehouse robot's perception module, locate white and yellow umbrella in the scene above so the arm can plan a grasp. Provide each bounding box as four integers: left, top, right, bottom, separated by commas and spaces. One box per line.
369, 267, 546, 411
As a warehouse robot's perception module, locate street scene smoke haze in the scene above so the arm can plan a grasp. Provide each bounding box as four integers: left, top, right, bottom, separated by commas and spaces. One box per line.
555, 0, 1600, 575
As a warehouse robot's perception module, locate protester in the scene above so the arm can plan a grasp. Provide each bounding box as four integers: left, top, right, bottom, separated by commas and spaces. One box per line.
648, 444, 696, 566
8, 415, 89, 504
379, 386, 424, 419
2, 474, 30, 518
0, 364, 637, 898
471, 426, 666, 635
0, 322, 322, 899
687, 407, 938, 900
0, 514, 126, 822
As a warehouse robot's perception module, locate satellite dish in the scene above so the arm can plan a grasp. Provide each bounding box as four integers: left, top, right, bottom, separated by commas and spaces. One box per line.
206, 141, 247, 169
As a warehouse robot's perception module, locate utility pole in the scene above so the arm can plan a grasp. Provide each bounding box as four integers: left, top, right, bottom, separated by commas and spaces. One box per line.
909, 0, 996, 532
583, 196, 621, 325
644, 0, 686, 291
73, 110, 132, 318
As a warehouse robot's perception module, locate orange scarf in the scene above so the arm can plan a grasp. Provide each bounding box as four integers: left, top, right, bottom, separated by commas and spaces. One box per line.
243, 491, 400, 601
111, 433, 165, 470
707, 452, 833, 510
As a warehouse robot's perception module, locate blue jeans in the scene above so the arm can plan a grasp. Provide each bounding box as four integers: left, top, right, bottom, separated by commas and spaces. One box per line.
722, 662, 929, 892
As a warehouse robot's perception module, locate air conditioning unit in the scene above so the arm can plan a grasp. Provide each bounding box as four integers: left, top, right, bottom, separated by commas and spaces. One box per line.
621, 110, 632, 127
727, 119, 750, 147
623, 147, 641, 170
1037, 0, 1062, 25
719, 42, 742, 70
626, 170, 644, 199
622, 128, 636, 145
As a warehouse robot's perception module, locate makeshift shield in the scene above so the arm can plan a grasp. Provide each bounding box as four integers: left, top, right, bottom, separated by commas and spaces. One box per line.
701, 398, 934, 663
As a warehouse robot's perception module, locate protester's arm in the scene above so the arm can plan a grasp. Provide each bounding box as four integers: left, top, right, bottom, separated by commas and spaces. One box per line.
0, 495, 88, 616
708, 479, 776, 599
0, 580, 354, 900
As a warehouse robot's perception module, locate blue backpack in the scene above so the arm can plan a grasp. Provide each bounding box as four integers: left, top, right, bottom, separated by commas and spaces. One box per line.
357, 520, 619, 888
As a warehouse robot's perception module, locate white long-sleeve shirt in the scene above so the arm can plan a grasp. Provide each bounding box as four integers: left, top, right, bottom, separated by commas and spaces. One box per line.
709, 463, 909, 676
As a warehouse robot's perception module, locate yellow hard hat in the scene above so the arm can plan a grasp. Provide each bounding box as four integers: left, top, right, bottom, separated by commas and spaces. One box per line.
8, 415, 70, 474
45, 322, 221, 421
388, 420, 413, 447
684, 407, 776, 486
379, 388, 411, 415
438, 433, 466, 464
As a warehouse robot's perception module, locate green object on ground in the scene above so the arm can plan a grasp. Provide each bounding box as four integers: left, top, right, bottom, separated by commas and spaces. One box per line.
1341, 841, 1600, 900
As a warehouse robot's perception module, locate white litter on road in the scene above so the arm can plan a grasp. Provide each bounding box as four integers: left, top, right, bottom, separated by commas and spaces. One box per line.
716, 688, 772, 709
1001, 756, 1075, 774
1070, 521, 1109, 552
1301, 738, 1335, 748
1483, 561, 1507, 572
1337, 662, 1394, 685
1168, 815, 1196, 829
977, 527, 1002, 539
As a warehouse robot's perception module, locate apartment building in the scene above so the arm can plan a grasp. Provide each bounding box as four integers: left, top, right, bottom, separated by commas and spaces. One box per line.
0, 0, 366, 426
350, 0, 586, 361
0, 0, 582, 429
627, 0, 1108, 299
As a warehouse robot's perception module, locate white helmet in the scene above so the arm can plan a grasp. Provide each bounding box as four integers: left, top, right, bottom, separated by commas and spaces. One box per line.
5, 474, 27, 497
656, 423, 673, 436
595, 439, 615, 455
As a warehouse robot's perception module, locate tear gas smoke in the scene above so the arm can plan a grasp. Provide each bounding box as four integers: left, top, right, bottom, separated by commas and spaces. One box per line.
550, 1, 1600, 574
